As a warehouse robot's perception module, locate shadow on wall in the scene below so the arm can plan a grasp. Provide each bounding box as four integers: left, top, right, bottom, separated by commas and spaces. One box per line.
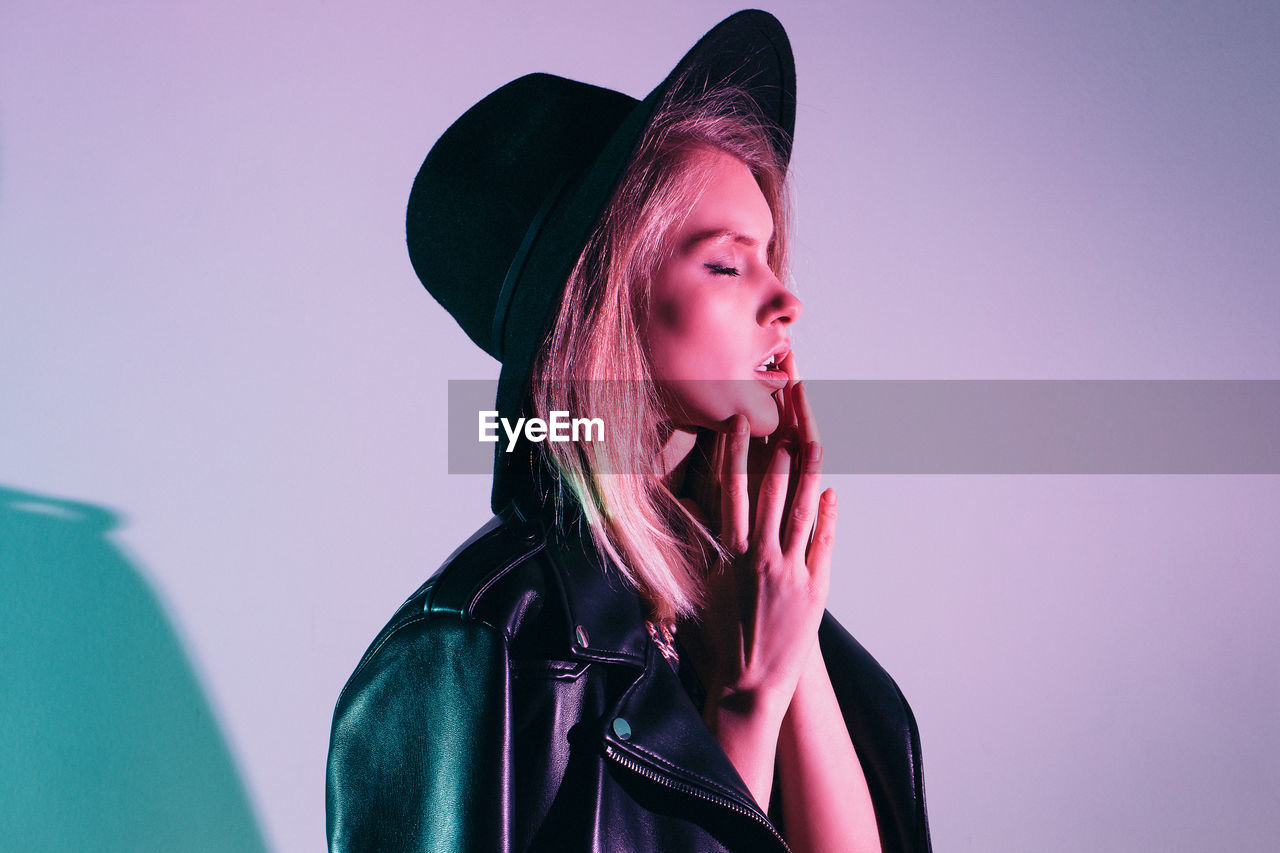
0, 484, 268, 853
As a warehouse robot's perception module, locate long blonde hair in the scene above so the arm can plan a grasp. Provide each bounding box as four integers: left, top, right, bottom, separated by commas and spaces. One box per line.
526, 80, 792, 622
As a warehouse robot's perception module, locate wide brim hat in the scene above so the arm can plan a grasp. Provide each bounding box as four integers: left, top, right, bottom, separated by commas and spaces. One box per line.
406, 9, 796, 513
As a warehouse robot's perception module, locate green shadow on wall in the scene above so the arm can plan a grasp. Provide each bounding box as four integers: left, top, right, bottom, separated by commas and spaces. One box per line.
0, 484, 269, 852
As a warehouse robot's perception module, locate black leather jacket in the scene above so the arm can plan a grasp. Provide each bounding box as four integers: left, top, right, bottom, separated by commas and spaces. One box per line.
327, 503, 932, 852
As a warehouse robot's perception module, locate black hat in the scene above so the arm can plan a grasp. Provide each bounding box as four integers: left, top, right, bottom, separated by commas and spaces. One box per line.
406, 10, 796, 513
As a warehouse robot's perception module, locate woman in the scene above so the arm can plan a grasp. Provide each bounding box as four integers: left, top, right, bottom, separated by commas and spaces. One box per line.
327, 11, 931, 852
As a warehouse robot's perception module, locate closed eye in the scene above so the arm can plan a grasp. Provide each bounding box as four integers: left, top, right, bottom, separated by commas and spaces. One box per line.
704, 263, 740, 277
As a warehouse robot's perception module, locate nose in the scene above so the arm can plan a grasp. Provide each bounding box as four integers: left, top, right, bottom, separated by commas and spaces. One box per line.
758, 277, 803, 327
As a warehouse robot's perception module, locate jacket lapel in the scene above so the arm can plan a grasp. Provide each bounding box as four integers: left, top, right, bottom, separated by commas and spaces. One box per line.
603, 641, 762, 811
539, 518, 787, 848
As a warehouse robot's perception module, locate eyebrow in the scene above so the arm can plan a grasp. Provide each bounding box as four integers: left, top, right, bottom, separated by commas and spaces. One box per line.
682, 228, 776, 254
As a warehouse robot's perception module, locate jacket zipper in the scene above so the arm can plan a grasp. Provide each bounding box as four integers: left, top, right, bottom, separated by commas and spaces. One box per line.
604, 744, 793, 853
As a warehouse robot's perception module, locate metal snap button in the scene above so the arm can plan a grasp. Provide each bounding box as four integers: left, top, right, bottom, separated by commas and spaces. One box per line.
575, 625, 589, 647
612, 717, 632, 740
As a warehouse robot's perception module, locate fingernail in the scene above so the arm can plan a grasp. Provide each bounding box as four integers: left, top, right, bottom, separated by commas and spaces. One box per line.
734, 416, 749, 436
808, 441, 822, 462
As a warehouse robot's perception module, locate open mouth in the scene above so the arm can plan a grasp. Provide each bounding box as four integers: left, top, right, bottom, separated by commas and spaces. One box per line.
754, 345, 790, 388
754, 343, 790, 376
755, 352, 784, 373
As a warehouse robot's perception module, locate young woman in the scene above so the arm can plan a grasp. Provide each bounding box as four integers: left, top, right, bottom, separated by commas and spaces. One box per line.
327, 11, 931, 852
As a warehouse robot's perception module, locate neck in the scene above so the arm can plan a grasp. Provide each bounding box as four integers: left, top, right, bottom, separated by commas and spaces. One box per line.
656, 425, 700, 497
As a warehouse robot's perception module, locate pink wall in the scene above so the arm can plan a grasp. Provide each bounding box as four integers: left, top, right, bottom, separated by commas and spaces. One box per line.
3, 2, 1277, 850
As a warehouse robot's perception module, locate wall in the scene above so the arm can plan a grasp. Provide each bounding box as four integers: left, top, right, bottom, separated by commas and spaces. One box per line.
2, 1, 1277, 850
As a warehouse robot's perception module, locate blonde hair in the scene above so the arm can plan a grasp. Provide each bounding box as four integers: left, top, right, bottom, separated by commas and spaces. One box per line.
526, 80, 792, 621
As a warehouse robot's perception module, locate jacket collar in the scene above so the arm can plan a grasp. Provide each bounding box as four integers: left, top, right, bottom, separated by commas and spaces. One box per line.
537, 508, 651, 666
504, 496, 652, 664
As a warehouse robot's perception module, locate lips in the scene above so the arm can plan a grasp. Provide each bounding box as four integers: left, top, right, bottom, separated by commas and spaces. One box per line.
754, 341, 791, 389
755, 342, 790, 372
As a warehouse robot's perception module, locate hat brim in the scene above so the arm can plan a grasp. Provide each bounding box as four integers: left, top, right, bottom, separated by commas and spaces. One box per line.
491, 9, 796, 514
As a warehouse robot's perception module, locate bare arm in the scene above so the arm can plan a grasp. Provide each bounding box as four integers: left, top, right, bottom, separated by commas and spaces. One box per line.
777, 644, 881, 853
702, 686, 790, 808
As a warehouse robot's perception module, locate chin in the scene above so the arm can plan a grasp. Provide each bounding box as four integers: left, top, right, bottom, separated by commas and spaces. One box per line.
742, 392, 782, 436
670, 383, 783, 435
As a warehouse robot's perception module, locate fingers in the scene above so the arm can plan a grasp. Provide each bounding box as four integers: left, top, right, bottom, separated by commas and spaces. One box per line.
707, 430, 727, 530
752, 430, 796, 550
781, 348, 800, 383
794, 380, 820, 446
805, 488, 838, 594
782, 440, 824, 556
780, 350, 801, 433
776, 383, 797, 436
719, 414, 751, 554
773, 383, 797, 440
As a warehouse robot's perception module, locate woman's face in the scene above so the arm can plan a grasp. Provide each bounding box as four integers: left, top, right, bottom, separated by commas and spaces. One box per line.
643, 148, 801, 436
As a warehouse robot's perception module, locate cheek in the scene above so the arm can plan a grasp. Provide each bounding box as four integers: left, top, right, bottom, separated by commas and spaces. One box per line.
645, 294, 705, 374
650, 293, 684, 330
644, 282, 747, 380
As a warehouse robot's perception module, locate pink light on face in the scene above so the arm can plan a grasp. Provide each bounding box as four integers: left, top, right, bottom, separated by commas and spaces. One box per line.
643, 148, 801, 436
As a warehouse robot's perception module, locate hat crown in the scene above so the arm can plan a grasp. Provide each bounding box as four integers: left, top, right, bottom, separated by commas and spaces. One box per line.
407, 74, 636, 360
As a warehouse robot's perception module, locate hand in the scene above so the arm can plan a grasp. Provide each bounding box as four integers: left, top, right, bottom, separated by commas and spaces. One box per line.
681, 357, 838, 720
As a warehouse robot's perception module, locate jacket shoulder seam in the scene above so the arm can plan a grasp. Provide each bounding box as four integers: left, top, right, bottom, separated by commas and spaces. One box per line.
336, 610, 508, 711
462, 541, 547, 618
425, 523, 548, 636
